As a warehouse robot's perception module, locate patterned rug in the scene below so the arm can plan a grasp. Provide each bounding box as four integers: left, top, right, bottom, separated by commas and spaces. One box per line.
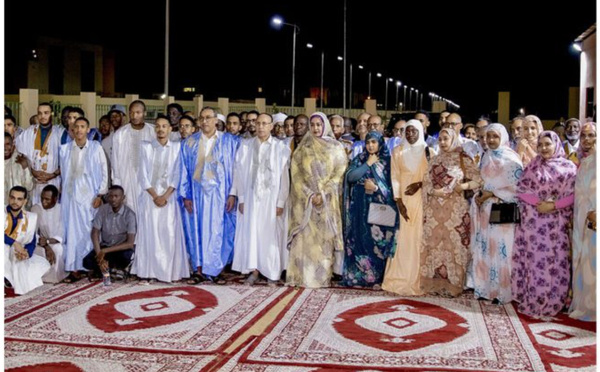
228, 288, 596, 372
5, 283, 596, 371
5, 281, 291, 371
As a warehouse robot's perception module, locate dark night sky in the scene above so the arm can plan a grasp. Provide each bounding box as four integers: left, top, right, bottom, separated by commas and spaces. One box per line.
5, 0, 596, 121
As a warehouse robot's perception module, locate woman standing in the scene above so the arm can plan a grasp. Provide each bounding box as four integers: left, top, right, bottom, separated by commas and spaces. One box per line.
516, 115, 543, 167
420, 128, 482, 297
468, 124, 523, 303
569, 144, 596, 321
512, 131, 577, 317
286, 112, 348, 288
382, 120, 431, 295
342, 131, 398, 288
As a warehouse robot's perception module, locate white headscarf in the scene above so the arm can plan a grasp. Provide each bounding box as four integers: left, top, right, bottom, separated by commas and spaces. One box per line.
401, 119, 426, 173
485, 123, 510, 148
309, 112, 334, 138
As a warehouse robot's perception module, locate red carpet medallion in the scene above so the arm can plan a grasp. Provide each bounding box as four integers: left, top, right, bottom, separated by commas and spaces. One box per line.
232, 288, 596, 371
5, 282, 291, 371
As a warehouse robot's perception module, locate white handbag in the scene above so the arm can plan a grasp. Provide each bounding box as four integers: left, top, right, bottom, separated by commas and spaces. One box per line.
367, 203, 397, 227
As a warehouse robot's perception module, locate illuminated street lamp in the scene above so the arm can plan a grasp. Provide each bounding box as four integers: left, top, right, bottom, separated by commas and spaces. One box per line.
271, 16, 300, 108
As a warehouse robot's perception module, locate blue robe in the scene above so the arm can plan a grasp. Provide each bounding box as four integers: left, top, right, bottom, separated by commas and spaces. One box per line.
179, 132, 240, 276
59, 140, 108, 271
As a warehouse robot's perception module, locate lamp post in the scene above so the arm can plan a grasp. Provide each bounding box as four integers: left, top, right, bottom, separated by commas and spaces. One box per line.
403, 85, 407, 111
385, 77, 392, 114
415, 89, 419, 110
395, 81, 401, 111
409, 87, 414, 111
368, 71, 372, 98
307, 43, 325, 109
272, 16, 300, 108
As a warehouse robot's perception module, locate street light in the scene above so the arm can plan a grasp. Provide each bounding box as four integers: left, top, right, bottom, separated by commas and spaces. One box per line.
385, 77, 393, 113
409, 87, 414, 111
403, 85, 407, 111
307, 43, 325, 109
415, 89, 419, 110
271, 16, 300, 108
395, 81, 402, 111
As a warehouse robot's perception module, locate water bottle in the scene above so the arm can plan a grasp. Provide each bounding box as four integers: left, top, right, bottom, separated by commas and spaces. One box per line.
102, 270, 112, 286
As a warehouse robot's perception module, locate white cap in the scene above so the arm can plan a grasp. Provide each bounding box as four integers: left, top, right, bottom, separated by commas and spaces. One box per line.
272, 112, 287, 124
216, 113, 226, 123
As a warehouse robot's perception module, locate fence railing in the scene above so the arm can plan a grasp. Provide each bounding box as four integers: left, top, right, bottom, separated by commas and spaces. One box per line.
5, 101, 21, 123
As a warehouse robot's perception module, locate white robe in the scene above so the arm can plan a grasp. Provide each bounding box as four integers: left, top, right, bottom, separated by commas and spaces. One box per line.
230, 136, 291, 280
111, 123, 156, 215
31, 203, 67, 283
15, 124, 65, 205
60, 140, 108, 272
5, 210, 50, 295
132, 139, 189, 282
4, 151, 34, 208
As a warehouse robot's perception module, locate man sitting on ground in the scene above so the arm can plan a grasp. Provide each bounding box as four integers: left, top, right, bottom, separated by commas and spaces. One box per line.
32, 185, 67, 283
5, 186, 50, 295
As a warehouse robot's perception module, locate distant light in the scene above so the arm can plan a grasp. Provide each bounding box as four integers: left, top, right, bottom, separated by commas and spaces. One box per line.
410, 87, 414, 91
337, 56, 343, 61
519, 108, 525, 114
183, 87, 196, 93
388, 78, 393, 82
396, 81, 401, 86
32, 49, 36, 53
358, 65, 364, 69
271, 16, 283, 27
376, 73, 382, 77
306, 43, 313, 48
572, 42, 582, 52
160, 94, 167, 99
416, 89, 419, 92
258, 87, 263, 93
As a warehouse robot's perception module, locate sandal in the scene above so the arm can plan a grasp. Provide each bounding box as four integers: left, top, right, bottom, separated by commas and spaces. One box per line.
208, 274, 227, 285
187, 273, 206, 285
62, 272, 83, 284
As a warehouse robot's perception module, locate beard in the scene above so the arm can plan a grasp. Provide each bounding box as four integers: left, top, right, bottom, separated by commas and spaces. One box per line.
566, 133, 580, 141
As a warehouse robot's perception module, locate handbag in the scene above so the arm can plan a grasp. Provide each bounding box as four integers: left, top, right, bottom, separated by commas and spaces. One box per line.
489, 202, 521, 224
368, 203, 397, 227
459, 152, 474, 200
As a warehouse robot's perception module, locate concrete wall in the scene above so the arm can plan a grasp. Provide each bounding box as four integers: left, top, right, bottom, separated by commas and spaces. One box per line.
579, 32, 596, 122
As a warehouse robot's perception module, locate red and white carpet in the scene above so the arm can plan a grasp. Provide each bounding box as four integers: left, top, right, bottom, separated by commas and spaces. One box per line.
4, 283, 596, 371
5, 281, 290, 371
227, 288, 596, 372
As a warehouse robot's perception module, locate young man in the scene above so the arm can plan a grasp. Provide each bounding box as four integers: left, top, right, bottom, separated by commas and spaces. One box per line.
111, 100, 155, 215
167, 103, 184, 141
179, 115, 196, 140
180, 107, 240, 284
83, 185, 136, 280
5, 132, 33, 207
241, 110, 259, 139
32, 185, 67, 283
60, 117, 108, 283
230, 113, 291, 285
60, 107, 101, 145
226, 113, 242, 136
5, 186, 50, 295
15, 103, 65, 205
283, 115, 295, 138
132, 115, 189, 283
5, 114, 22, 139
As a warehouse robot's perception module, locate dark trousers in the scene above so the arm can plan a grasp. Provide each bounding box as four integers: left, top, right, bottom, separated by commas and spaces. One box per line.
83, 247, 134, 273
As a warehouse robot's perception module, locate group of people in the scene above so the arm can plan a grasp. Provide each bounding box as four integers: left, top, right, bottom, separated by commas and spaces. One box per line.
4, 101, 596, 321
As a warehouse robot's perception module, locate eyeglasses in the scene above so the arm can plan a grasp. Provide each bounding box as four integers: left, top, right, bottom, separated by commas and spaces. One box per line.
446, 122, 461, 126
198, 116, 215, 122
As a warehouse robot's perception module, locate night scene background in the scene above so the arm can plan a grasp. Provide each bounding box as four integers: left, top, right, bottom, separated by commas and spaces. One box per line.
4, 0, 596, 122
